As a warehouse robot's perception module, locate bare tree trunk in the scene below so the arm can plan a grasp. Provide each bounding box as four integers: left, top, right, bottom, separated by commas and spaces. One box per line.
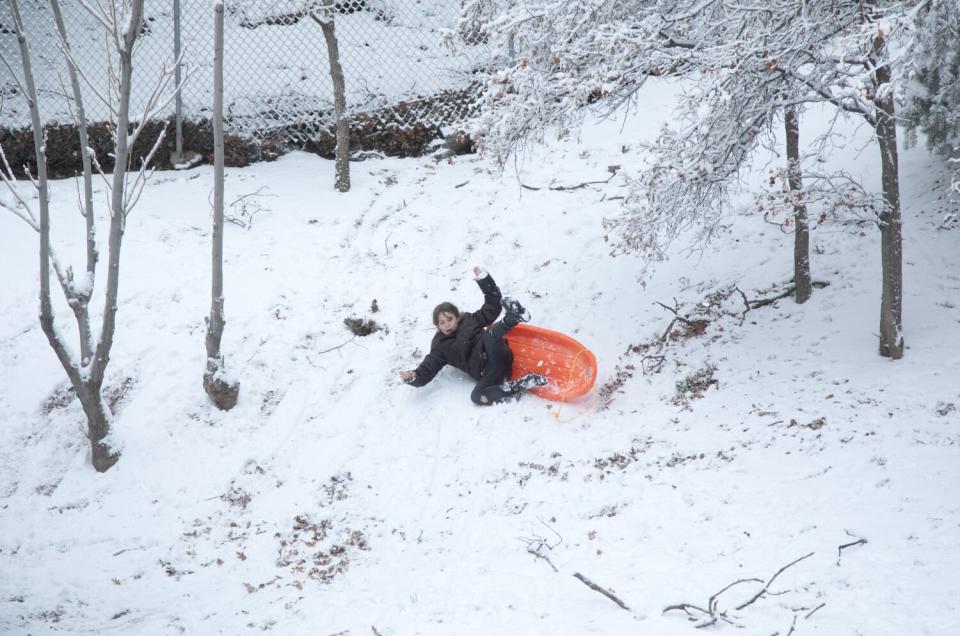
875, 63, 904, 359
785, 107, 811, 304
5, 0, 173, 470
76, 386, 116, 472
86, 0, 149, 470
315, 6, 350, 192
8, 0, 118, 471
203, 0, 239, 410
50, 0, 97, 365
90, 0, 143, 399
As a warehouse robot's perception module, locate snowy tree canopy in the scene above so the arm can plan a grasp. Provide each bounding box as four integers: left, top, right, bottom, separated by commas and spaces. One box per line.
903, 0, 960, 157
470, 0, 927, 260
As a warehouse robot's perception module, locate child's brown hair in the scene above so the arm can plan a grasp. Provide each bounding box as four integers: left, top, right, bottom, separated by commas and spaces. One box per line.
432, 302, 460, 326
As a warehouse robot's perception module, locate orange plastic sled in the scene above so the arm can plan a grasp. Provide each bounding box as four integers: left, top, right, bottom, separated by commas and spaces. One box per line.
505, 324, 597, 400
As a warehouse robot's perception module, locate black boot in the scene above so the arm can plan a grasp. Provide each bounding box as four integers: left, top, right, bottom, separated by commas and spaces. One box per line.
502, 372, 548, 395
501, 296, 531, 326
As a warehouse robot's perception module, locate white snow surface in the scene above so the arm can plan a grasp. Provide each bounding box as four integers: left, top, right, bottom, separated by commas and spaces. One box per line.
1, 78, 959, 635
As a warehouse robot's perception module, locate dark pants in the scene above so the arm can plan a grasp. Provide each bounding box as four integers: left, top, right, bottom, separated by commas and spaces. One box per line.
471, 320, 516, 405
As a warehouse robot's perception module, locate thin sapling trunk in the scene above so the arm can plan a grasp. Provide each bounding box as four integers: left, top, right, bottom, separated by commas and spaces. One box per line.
315, 3, 351, 192
204, 0, 239, 409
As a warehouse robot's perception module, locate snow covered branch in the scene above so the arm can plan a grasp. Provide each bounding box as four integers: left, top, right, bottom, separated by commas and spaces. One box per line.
664, 551, 815, 629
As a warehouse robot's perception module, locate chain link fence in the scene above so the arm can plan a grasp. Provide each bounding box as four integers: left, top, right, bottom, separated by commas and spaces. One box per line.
0, 0, 492, 147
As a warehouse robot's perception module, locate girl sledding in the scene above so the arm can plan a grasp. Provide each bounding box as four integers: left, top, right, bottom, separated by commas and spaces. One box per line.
399, 267, 547, 405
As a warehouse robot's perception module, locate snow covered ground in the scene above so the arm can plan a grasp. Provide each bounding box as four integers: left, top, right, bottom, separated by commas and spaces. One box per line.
1, 77, 958, 635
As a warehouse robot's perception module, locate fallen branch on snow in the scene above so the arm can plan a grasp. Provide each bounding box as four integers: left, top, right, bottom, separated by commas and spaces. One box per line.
306, 337, 361, 367
520, 172, 616, 192
747, 280, 830, 310
518, 517, 562, 572
837, 530, 867, 565
573, 572, 630, 611
805, 602, 826, 618
735, 551, 814, 610
663, 551, 815, 628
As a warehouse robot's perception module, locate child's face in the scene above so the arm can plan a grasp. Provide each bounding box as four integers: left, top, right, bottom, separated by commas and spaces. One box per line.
437, 311, 459, 335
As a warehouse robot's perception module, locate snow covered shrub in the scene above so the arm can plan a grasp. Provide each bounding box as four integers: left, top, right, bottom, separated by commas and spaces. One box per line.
673, 364, 718, 407
903, 1, 960, 158
903, 1, 960, 206
343, 316, 381, 336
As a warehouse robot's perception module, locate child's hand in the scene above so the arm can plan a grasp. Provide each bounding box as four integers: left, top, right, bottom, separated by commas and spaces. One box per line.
473, 266, 482, 277
399, 370, 415, 383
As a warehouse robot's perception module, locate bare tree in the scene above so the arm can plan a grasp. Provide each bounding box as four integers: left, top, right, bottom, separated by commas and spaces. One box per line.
313, 1, 350, 192
0, 0, 174, 471
203, 0, 239, 410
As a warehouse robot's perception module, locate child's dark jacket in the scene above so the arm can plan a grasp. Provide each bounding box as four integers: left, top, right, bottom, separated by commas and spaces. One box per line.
408, 274, 503, 386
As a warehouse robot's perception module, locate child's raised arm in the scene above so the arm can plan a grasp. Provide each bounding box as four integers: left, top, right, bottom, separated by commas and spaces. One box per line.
472, 266, 503, 326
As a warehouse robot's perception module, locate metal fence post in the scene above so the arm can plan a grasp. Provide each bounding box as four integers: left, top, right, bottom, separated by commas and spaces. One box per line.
173, 0, 183, 164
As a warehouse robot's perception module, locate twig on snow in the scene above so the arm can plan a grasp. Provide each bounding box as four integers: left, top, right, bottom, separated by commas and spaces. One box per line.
640, 353, 666, 373
655, 298, 695, 325
573, 572, 630, 611
785, 613, 799, 636
662, 601, 711, 616
664, 552, 815, 628
224, 186, 274, 229
316, 336, 357, 356
112, 546, 146, 557
805, 602, 826, 619
242, 337, 269, 370
837, 530, 867, 565
837, 538, 867, 562
709, 578, 763, 614
735, 552, 814, 610
664, 597, 735, 627
747, 281, 830, 309
748, 285, 795, 309
520, 173, 616, 192
734, 286, 751, 325
518, 517, 562, 572
228, 186, 275, 207
522, 541, 558, 572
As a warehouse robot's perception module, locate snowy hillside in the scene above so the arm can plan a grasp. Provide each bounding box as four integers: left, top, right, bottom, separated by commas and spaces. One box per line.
1, 77, 958, 635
